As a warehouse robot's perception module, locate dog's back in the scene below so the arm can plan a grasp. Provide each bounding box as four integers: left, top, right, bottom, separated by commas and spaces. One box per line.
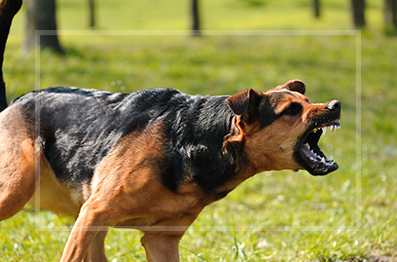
1, 86, 237, 210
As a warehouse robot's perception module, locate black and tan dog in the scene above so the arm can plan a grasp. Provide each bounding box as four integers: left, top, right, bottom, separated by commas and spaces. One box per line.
0, 81, 341, 261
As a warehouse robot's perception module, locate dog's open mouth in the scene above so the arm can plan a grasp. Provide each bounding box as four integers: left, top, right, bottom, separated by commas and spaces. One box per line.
297, 121, 340, 176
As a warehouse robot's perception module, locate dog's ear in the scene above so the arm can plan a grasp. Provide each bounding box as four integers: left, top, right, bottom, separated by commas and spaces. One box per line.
272, 80, 306, 95
225, 88, 262, 124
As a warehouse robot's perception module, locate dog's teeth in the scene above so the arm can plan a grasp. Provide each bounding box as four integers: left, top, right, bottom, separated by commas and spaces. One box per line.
321, 157, 326, 163
329, 155, 333, 161
305, 143, 310, 149
322, 127, 326, 135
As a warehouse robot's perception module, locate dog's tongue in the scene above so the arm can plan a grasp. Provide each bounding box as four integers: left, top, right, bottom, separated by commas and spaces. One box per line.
300, 143, 335, 170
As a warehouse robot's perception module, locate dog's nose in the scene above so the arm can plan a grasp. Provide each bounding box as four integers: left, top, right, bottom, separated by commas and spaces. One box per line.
326, 100, 341, 112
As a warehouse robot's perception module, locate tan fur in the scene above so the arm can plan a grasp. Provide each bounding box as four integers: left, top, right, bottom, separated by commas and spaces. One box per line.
59, 124, 208, 261
87, 124, 208, 227
0, 107, 37, 220
27, 156, 81, 218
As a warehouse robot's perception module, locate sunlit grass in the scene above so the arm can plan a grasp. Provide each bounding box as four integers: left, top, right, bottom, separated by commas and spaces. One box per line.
1, 0, 396, 261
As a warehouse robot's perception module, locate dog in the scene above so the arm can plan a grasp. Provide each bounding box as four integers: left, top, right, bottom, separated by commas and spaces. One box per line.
0, 80, 341, 261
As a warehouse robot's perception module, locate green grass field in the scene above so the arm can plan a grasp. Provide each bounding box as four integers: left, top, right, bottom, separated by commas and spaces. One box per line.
1, 0, 396, 261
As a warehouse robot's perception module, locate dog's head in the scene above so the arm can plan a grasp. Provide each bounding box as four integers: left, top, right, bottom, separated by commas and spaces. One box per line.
226, 80, 341, 176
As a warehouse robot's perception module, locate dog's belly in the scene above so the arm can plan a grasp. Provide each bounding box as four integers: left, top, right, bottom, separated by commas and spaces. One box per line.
27, 157, 81, 218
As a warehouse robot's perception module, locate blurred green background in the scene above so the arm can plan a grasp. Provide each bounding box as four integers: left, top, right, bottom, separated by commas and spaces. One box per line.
1, 0, 396, 261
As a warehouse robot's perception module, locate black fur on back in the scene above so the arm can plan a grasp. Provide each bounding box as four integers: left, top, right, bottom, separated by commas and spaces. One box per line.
12, 87, 242, 194
159, 92, 240, 193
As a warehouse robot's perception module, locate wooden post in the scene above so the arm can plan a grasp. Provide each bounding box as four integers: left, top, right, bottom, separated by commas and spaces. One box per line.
351, 0, 366, 28
23, 0, 63, 53
88, 0, 95, 28
191, 0, 201, 36
313, 0, 320, 18
384, 0, 397, 30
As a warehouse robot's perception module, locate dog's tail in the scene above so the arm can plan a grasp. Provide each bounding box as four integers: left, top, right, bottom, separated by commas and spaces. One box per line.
0, 0, 22, 112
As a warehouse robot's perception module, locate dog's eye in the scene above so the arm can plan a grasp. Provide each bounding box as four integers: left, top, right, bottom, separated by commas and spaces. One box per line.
282, 103, 302, 116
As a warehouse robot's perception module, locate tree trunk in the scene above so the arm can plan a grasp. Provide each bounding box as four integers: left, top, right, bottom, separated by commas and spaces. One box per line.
88, 0, 95, 28
384, 0, 397, 29
351, 0, 366, 28
313, 0, 320, 18
23, 0, 63, 53
191, 0, 201, 36
0, 0, 23, 111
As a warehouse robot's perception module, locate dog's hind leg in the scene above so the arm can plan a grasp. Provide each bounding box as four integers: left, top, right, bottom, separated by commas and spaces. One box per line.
0, 108, 37, 221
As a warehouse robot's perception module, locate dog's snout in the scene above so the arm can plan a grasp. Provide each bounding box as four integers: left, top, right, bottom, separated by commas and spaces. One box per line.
326, 100, 341, 112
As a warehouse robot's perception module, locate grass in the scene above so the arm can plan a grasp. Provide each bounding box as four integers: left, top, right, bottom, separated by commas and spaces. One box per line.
1, 0, 397, 261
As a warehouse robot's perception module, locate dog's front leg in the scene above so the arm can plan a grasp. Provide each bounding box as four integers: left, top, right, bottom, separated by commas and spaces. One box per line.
141, 232, 184, 262
83, 228, 108, 262
141, 214, 199, 262
59, 200, 109, 262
